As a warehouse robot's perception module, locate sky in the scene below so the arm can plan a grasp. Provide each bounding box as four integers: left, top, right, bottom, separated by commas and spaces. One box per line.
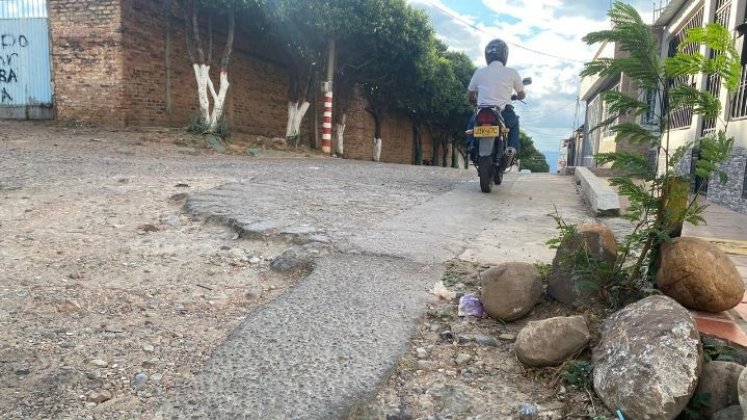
406, 0, 656, 154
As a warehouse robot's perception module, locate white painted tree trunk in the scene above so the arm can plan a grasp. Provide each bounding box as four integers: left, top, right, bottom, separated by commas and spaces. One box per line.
334, 113, 346, 156
286, 101, 310, 142
207, 71, 229, 132
193, 64, 210, 124
373, 137, 382, 162
192, 64, 230, 133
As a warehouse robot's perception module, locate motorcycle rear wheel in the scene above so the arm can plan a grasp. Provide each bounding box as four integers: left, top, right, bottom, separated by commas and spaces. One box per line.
494, 168, 503, 185
478, 156, 493, 193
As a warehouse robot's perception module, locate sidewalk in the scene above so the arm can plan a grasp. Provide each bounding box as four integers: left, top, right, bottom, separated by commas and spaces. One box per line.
682, 202, 747, 347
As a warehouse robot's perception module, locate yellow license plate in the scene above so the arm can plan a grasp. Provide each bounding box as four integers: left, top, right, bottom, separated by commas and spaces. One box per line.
473, 126, 499, 138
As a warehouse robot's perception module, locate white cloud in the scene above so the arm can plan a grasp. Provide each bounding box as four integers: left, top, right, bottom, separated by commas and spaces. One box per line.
408, 0, 652, 152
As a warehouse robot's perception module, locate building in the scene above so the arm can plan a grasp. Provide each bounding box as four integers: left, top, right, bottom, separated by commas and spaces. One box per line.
577, 0, 747, 215
578, 39, 653, 168
0, 0, 454, 167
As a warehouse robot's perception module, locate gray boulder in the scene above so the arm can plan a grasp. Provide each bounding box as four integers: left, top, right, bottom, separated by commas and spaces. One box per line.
739, 368, 747, 419
593, 295, 702, 420
694, 361, 744, 418
548, 223, 617, 307
711, 405, 743, 420
514, 316, 590, 367
480, 262, 543, 321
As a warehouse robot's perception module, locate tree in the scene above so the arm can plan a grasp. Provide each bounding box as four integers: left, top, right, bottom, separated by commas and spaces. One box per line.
179, 0, 244, 134
261, 0, 328, 147
518, 131, 550, 172
358, 1, 435, 160
578, 1, 739, 297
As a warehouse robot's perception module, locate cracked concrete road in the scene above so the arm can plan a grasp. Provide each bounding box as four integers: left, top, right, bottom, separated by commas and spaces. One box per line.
0, 123, 590, 419
163, 167, 590, 418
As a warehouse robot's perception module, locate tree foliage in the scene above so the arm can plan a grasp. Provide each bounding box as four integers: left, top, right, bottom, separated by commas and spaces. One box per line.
575, 1, 738, 302
179, 0, 478, 161
518, 131, 550, 173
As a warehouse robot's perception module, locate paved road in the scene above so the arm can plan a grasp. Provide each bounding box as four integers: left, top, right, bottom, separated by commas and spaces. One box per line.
162, 164, 589, 418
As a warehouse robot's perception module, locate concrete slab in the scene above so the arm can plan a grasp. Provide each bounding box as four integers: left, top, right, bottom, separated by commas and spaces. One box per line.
164, 171, 591, 418
575, 167, 620, 217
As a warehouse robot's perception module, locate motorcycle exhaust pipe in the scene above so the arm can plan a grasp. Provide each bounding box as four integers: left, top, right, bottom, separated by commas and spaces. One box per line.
501, 147, 515, 169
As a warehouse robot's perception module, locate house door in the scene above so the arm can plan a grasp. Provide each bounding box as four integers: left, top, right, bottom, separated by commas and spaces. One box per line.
0, 0, 52, 119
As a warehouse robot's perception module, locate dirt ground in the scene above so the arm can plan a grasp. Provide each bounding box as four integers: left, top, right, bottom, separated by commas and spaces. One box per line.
2, 121, 607, 420
0, 122, 307, 419
355, 260, 612, 420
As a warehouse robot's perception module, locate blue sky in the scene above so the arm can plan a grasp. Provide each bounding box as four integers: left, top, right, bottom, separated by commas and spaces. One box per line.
406, 0, 655, 154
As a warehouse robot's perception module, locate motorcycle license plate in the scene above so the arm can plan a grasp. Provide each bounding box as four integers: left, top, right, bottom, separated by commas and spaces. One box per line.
473, 126, 499, 138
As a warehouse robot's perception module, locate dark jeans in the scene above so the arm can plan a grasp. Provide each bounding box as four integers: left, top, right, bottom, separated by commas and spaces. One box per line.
467, 106, 520, 162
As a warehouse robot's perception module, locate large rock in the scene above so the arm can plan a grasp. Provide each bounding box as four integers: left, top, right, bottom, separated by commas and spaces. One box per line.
547, 223, 617, 307
514, 316, 590, 367
593, 295, 702, 419
480, 262, 543, 321
694, 361, 744, 417
739, 368, 747, 419
657, 237, 744, 313
711, 405, 743, 420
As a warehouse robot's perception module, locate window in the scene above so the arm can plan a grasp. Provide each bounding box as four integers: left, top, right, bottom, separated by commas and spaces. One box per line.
668, 7, 704, 129
702, 0, 731, 134
583, 95, 603, 166
639, 88, 658, 127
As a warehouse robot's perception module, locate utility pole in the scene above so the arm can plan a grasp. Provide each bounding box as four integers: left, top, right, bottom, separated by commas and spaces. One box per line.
321, 38, 336, 155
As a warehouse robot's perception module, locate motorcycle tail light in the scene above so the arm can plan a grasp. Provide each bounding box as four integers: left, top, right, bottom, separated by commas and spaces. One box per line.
475, 110, 497, 125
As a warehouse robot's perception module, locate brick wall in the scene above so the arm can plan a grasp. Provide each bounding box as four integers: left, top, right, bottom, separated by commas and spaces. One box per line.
47, 0, 448, 166
48, 0, 127, 126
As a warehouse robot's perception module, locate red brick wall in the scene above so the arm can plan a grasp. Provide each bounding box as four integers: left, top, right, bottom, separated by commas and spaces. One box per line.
48, 0, 440, 166
48, 0, 127, 126
341, 87, 450, 165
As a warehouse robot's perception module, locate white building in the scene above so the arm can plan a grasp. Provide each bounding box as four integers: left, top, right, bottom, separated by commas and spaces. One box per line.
578, 0, 747, 215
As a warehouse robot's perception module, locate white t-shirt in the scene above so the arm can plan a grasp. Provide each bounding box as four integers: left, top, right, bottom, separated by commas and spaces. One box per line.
468, 61, 524, 109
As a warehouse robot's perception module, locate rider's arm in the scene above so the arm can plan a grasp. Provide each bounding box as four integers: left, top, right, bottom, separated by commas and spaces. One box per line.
468, 91, 477, 104
512, 71, 525, 101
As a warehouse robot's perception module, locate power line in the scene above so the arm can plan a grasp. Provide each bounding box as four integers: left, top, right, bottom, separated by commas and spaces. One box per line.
424, 1, 585, 64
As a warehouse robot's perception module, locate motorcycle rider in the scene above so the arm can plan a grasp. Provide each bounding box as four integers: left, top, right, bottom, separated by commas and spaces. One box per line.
467, 39, 525, 165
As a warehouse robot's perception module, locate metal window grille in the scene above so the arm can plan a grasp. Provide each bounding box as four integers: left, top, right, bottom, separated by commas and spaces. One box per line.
639, 88, 658, 127
702, 0, 731, 135
583, 95, 603, 166
732, 2, 747, 118
668, 7, 704, 129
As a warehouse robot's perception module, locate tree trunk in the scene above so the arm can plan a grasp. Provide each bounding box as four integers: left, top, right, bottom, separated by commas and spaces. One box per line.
442, 138, 448, 167
334, 112, 346, 156
373, 137, 382, 162
412, 122, 423, 165
184, 2, 234, 134
286, 101, 310, 146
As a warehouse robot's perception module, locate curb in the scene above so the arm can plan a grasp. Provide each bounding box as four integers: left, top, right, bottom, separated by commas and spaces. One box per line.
574, 167, 620, 217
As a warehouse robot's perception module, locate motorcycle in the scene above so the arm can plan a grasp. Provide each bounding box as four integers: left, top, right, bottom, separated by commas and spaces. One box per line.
466, 77, 532, 193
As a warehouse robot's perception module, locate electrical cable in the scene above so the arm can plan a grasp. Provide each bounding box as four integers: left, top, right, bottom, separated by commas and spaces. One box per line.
423, 1, 586, 64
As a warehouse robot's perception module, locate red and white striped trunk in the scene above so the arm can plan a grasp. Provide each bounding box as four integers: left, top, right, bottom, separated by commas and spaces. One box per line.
321, 92, 333, 154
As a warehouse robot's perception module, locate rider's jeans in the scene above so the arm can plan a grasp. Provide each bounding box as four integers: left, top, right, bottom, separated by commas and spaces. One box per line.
501, 106, 520, 152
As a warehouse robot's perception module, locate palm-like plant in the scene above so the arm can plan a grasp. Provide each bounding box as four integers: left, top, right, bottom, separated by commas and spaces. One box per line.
581, 1, 740, 286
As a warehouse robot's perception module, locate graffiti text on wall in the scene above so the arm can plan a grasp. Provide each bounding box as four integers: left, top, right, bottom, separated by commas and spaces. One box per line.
0, 33, 27, 103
